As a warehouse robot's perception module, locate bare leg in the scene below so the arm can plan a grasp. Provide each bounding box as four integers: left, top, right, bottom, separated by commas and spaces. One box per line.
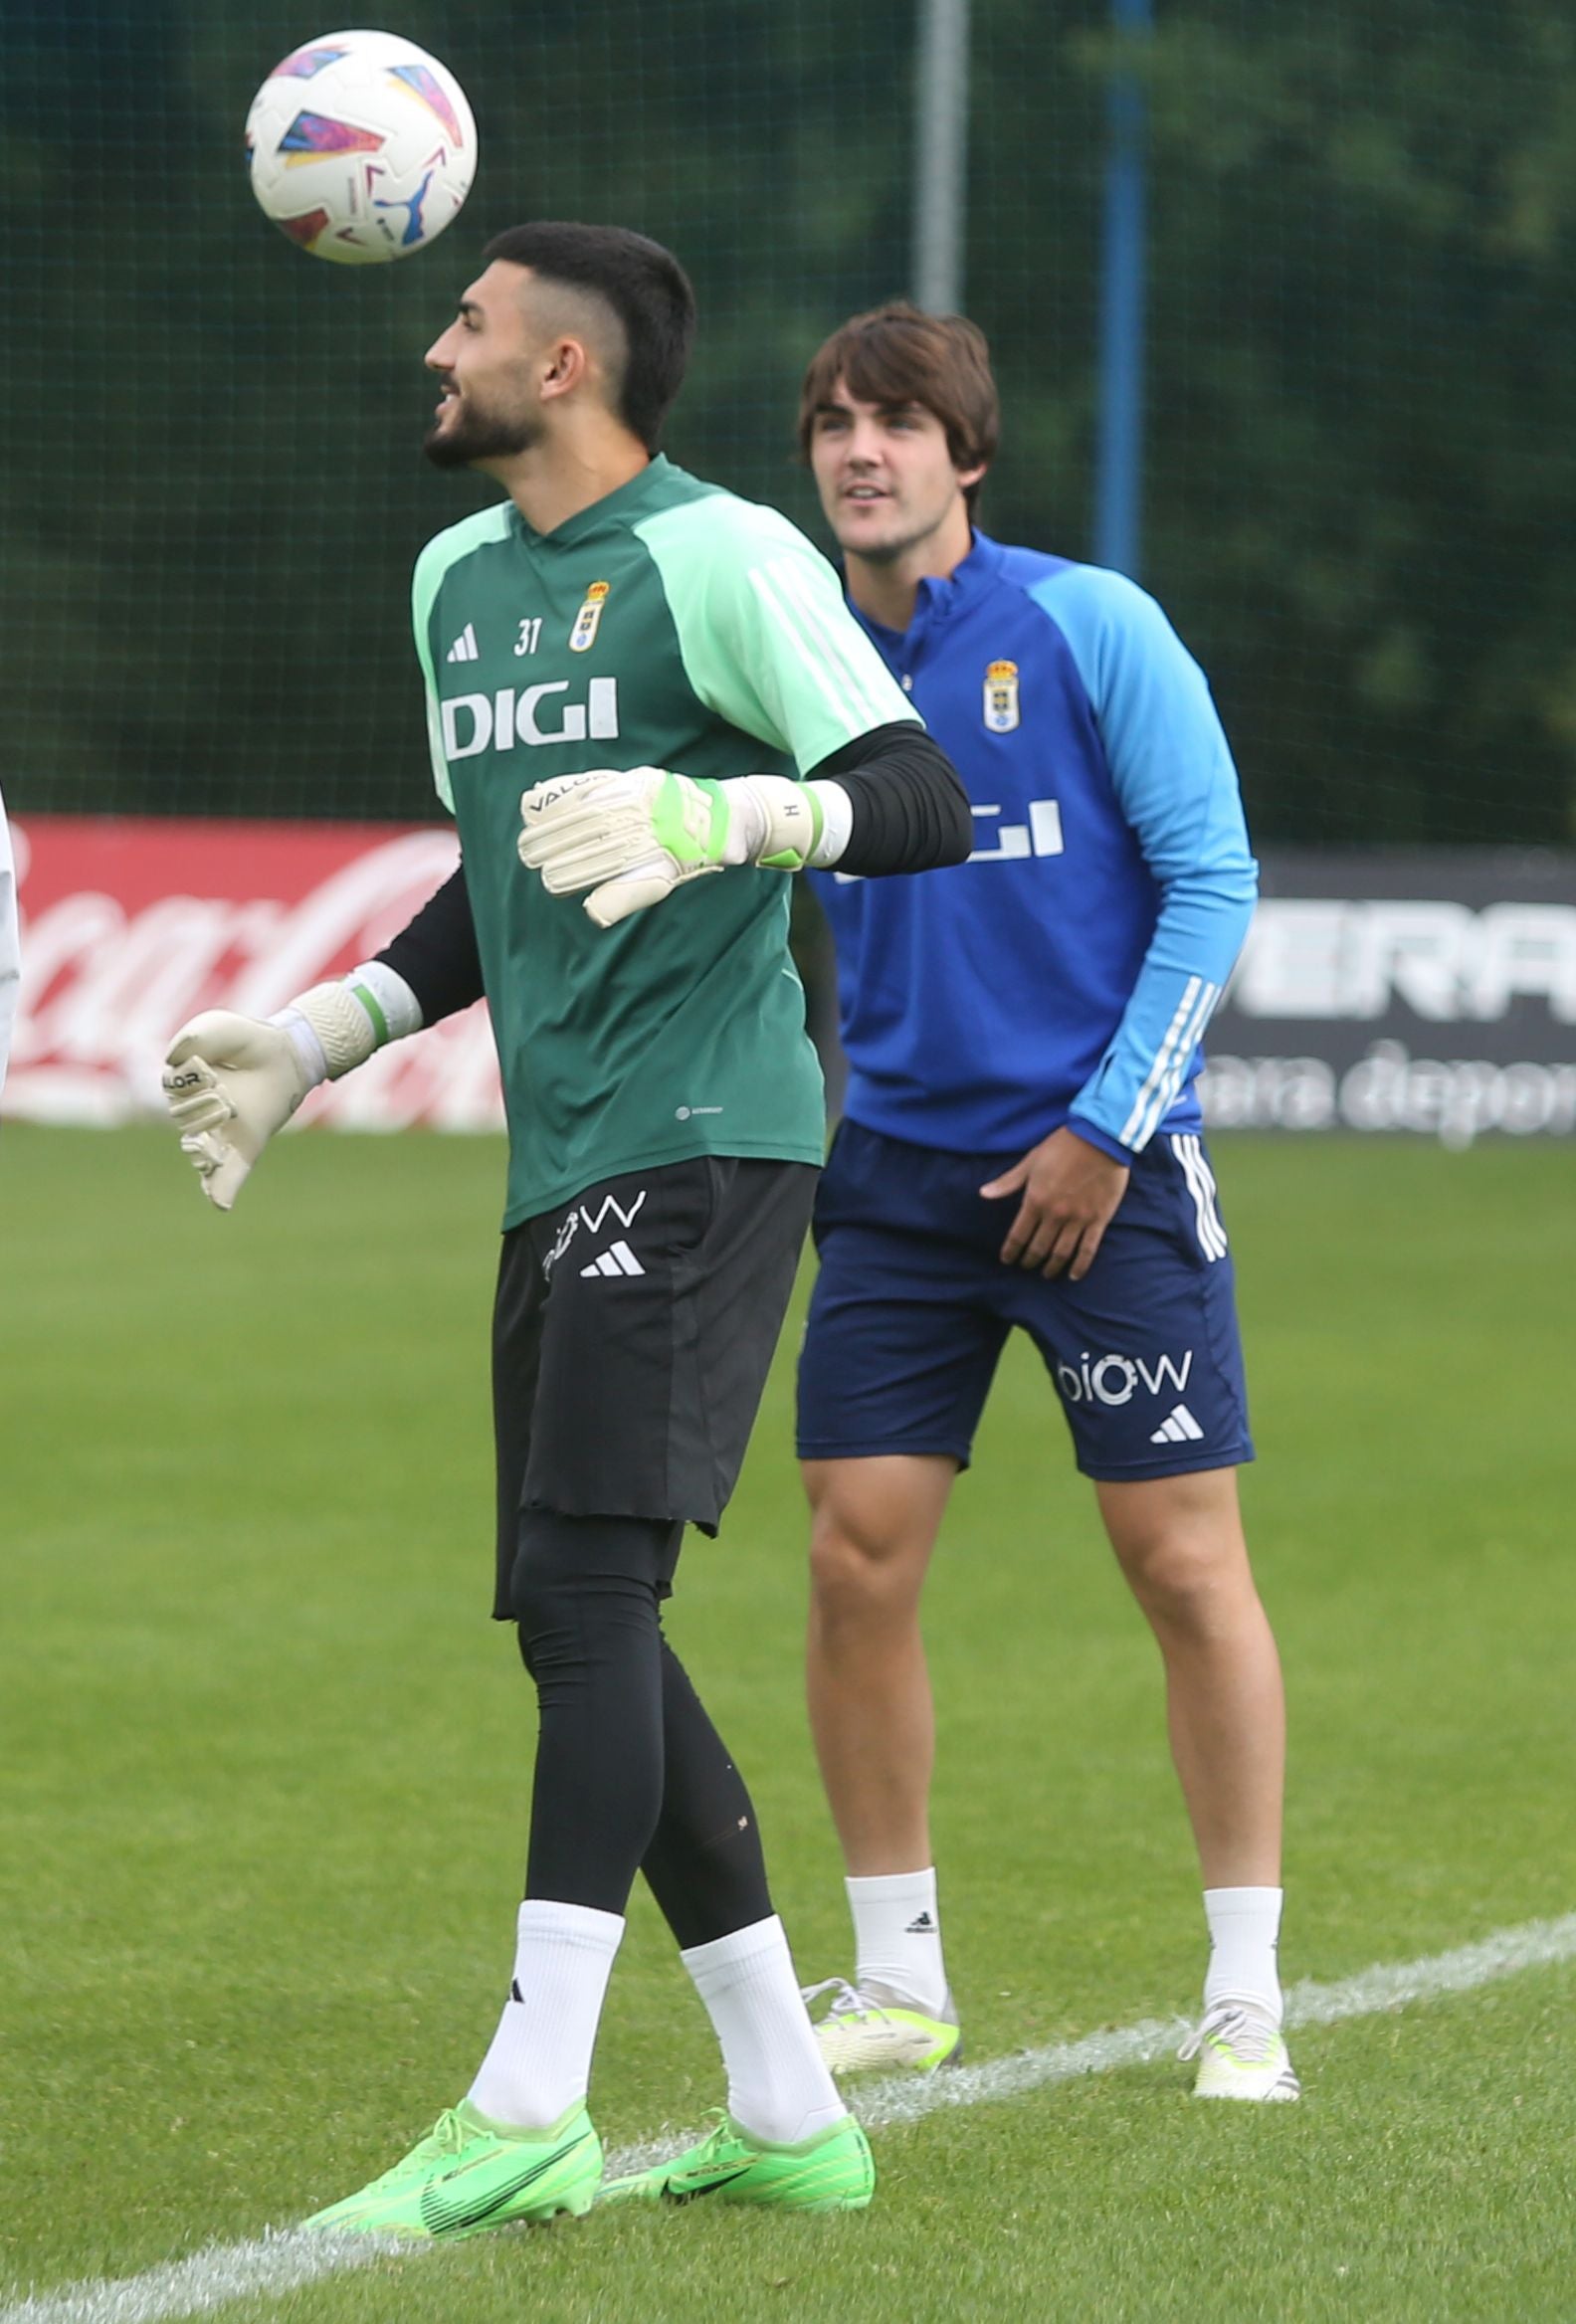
1095, 1467, 1284, 1887
802, 1455, 955, 1875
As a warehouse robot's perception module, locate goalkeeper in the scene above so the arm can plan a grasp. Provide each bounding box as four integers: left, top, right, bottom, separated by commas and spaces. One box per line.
163, 224, 970, 2232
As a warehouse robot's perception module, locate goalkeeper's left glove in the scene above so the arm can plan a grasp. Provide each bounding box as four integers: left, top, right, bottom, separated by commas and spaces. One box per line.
517, 766, 850, 928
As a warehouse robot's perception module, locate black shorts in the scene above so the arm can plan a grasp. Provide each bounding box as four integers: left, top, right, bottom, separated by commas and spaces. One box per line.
492, 1155, 818, 1618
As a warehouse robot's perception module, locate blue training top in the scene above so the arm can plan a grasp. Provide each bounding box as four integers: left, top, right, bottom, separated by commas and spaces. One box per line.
808, 531, 1258, 1160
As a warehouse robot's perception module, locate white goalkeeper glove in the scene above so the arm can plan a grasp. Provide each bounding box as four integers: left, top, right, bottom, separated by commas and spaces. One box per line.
517, 766, 852, 928
161, 964, 421, 1212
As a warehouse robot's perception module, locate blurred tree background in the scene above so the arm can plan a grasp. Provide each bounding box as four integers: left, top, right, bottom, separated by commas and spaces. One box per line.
2, 0, 1572, 847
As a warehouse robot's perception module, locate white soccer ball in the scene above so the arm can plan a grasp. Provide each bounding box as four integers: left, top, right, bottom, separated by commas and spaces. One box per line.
245, 29, 477, 266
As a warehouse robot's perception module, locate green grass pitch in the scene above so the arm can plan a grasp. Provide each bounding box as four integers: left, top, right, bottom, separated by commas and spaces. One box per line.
2, 1123, 1573, 2322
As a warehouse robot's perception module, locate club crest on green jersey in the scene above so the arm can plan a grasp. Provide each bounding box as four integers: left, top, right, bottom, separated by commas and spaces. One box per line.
570, 581, 610, 653
984, 659, 1021, 732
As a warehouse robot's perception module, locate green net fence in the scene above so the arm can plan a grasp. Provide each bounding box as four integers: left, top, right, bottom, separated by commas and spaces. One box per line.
2, 0, 1573, 846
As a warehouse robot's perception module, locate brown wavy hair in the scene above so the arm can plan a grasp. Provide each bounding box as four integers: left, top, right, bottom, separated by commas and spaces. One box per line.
797, 301, 1000, 514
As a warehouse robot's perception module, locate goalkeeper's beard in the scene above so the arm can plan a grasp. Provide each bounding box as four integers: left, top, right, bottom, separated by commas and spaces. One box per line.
424, 397, 544, 471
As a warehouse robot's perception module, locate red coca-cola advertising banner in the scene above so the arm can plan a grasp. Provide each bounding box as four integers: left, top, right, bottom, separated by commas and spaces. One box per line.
4, 816, 503, 1132
11, 817, 1576, 1148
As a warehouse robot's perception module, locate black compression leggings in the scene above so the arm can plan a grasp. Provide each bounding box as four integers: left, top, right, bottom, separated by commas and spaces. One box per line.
509, 1509, 773, 1949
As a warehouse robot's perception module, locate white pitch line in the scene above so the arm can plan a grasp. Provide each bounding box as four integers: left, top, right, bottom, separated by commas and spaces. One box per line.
0, 2233, 402, 2324
6, 1909, 1576, 2324
853, 1905, 1576, 2131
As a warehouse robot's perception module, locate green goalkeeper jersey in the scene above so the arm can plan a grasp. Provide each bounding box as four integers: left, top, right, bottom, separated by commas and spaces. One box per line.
412, 456, 919, 1228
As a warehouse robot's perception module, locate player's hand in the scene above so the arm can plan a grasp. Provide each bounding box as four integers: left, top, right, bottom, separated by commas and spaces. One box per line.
162, 1012, 311, 1213
981, 1127, 1130, 1280
518, 766, 737, 928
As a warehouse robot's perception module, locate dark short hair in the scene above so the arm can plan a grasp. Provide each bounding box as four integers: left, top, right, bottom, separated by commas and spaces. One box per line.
797, 301, 1000, 514
481, 222, 696, 453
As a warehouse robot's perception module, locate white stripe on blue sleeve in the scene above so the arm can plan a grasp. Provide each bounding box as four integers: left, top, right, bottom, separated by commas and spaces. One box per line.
1029, 566, 1258, 1153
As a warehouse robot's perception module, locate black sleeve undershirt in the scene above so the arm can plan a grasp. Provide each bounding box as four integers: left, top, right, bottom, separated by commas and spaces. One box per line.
375, 723, 969, 1026
810, 721, 974, 876
375, 859, 485, 1028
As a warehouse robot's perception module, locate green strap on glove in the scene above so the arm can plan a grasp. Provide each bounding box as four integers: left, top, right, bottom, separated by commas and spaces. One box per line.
517, 767, 831, 928
162, 968, 421, 1212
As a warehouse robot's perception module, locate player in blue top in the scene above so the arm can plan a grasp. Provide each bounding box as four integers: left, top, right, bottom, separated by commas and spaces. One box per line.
793, 303, 1297, 2102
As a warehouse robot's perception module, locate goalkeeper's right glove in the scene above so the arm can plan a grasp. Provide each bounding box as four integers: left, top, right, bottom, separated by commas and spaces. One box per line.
162, 964, 420, 1212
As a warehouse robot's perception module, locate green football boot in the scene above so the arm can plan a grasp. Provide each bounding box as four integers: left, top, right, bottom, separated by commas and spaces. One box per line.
600, 2110, 875, 2212
301, 2098, 602, 2239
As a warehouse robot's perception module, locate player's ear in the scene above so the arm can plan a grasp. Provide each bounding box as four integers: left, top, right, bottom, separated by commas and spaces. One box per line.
541, 336, 593, 403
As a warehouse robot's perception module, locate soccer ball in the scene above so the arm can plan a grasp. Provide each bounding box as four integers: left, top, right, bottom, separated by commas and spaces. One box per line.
245, 29, 477, 266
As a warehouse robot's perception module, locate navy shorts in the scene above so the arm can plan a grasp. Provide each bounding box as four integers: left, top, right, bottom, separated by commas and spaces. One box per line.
796, 1119, 1253, 1481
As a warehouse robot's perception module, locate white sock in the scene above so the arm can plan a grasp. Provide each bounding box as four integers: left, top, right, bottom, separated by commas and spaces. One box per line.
847, 1867, 949, 2015
1203, 1885, 1284, 2023
682, 1914, 848, 2148
466, 1898, 624, 2130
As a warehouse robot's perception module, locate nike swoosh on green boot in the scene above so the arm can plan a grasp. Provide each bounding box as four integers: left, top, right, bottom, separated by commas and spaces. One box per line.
599, 2111, 874, 2212
301, 2099, 602, 2238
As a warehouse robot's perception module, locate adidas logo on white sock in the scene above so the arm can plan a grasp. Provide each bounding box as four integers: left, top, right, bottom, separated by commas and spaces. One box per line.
1150, 1403, 1204, 1445
904, 1911, 938, 1935
579, 1240, 645, 1278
